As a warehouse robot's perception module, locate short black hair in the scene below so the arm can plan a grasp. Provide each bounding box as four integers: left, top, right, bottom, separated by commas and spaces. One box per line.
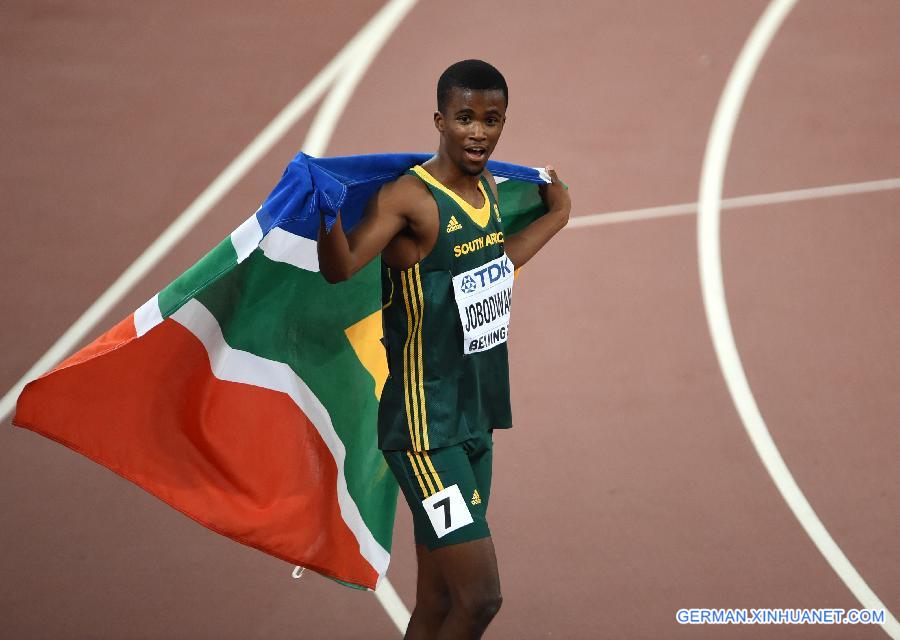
437, 59, 508, 114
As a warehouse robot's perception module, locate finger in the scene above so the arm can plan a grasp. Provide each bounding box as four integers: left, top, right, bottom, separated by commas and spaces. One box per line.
545, 166, 559, 183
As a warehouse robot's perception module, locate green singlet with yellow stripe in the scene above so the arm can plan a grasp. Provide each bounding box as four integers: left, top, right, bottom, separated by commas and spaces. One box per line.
377, 164, 512, 452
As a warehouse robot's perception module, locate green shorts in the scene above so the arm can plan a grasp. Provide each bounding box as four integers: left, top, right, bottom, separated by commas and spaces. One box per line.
383, 430, 493, 550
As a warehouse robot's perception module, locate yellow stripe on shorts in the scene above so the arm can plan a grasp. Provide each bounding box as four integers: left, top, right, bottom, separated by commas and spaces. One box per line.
405, 451, 428, 496
421, 451, 444, 492
406, 451, 435, 496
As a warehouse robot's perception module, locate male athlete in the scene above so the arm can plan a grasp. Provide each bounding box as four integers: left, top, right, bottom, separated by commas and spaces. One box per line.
318, 60, 570, 639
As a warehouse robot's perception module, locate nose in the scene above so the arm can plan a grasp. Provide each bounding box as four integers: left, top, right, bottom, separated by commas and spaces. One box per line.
469, 121, 487, 141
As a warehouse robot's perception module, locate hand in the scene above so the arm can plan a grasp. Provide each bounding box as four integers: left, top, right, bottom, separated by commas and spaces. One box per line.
539, 166, 571, 219
504, 165, 571, 267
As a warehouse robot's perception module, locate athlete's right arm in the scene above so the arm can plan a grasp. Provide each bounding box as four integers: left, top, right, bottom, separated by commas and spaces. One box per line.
317, 179, 411, 283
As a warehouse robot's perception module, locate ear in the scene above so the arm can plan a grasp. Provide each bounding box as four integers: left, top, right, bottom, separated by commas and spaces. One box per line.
433, 110, 445, 133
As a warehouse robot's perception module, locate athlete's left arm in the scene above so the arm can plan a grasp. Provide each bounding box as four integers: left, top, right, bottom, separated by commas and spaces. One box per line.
495, 166, 571, 268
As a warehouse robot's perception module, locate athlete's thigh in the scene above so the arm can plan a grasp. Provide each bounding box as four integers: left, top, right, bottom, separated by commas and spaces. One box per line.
414, 543, 449, 602
427, 536, 501, 601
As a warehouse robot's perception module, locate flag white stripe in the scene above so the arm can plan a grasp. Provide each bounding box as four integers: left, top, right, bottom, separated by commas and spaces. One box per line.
134, 294, 163, 337
260, 227, 320, 272
170, 298, 390, 581
230, 211, 265, 264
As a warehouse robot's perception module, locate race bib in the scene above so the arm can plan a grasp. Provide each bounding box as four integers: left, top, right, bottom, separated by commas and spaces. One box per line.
422, 484, 474, 538
452, 254, 515, 355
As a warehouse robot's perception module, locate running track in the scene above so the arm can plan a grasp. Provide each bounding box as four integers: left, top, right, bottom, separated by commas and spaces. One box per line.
2, 1, 898, 638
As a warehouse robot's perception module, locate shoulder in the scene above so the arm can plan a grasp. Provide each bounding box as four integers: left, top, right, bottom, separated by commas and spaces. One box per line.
378, 174, 433, 212
379, 172, 431, 201
365, 172, 437, 228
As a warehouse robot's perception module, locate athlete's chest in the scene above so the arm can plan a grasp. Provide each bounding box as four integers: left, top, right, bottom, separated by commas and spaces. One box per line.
434, 192, 505, 273
384, 188, 504, 270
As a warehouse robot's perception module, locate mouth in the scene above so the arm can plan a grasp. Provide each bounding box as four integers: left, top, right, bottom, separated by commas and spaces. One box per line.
463, 146, 487, 163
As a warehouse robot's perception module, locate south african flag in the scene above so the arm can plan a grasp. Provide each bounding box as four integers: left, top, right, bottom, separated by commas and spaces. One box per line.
12, 152, 550, 590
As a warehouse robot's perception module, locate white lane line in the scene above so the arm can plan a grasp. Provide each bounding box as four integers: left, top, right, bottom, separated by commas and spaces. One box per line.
566, 177, 900, 228
286, 0, 418, 633
375, 577, 412, 634
0, 2, 409, 422
302, 0, 418, 157
696, 1, 900, 637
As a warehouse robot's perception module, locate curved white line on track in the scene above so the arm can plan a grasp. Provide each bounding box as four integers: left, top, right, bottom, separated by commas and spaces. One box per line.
0, 0, 411, 422
4, 0, 417, 633
697, 1, 900, 637
302, 0, 417, 157
285, 0, 418, 633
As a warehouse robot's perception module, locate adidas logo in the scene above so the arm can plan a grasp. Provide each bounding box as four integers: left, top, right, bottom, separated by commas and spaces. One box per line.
471, 489, 482, 505
446, 215, 463, 233
494, 203, 501, 222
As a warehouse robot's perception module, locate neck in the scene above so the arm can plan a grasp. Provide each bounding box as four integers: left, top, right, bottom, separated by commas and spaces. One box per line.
424, 148, 482, 190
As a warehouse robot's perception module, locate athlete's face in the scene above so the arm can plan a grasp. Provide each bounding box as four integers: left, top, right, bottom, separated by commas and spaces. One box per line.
435, 87, 507, 176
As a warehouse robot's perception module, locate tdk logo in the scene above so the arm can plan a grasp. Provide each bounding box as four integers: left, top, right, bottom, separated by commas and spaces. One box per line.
460, 275, 477, 293
471, 257, 512, 289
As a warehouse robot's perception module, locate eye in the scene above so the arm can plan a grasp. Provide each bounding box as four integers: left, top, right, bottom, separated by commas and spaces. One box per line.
457, 114, 471, 124
486, 117, 498, 126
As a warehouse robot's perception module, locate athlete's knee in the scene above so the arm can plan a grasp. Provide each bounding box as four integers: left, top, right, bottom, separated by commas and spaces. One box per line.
457, 587, 502, 624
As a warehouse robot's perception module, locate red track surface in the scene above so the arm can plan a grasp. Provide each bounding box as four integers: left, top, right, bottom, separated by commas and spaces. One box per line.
3, 1, 898, 638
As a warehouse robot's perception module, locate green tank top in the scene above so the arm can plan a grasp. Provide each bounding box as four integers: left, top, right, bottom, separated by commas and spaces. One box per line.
377, 164, 513, 451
